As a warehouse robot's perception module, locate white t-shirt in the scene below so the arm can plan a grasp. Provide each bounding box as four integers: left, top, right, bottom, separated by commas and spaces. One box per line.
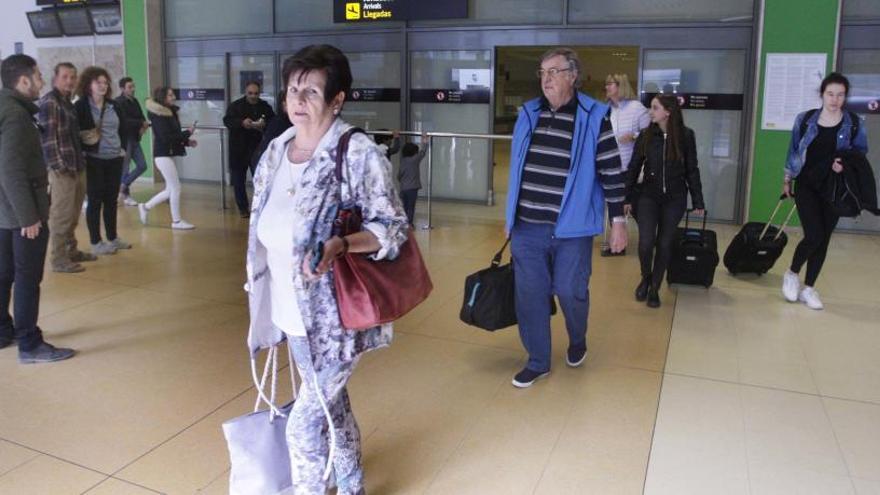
257, 145, 308, 336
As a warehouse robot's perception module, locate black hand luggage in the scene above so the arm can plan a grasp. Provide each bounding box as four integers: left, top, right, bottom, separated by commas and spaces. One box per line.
667, 211, 719, 288
460, 239, 555, 331
723, 197, 796, 276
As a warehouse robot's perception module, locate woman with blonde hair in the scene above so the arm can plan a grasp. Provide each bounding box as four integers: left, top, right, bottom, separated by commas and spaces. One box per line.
602, 73, 649, 256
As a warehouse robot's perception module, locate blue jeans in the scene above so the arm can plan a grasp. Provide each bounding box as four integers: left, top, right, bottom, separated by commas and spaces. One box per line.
121, 141, 148, 194
511, 222, 592, 373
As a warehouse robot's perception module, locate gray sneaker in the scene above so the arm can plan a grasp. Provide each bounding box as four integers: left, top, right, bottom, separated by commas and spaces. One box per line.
92, 241, 117, 256
110, 238, 132, 250
18, 342, 76, 364
52, 262, 85, 273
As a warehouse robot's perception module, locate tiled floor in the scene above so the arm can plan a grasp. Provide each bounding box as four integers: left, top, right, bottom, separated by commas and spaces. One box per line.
0, 182, 877, 494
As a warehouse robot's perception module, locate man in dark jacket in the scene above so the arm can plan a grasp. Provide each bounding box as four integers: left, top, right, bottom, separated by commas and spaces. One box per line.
39, 62, 96, 274
0, 54, 76, 363
223, 81, 274, 217
115, 77, 150, 206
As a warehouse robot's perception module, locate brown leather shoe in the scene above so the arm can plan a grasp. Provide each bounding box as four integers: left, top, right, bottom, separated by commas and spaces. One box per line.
71, 251, 97, 262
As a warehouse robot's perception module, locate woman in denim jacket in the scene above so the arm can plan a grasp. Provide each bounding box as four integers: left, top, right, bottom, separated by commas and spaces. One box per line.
781, 72, 869, 310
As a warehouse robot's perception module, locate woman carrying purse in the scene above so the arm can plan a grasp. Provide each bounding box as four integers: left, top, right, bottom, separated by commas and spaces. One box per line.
74, 66, 131, 255
246, 44, 409, 494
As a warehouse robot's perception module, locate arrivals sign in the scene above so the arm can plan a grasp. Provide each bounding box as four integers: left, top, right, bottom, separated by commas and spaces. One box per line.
334, 0, 468, 23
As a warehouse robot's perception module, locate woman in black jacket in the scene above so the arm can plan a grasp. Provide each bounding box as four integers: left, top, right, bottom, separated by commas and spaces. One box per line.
138, 86, 197, 230
624, 94, 705, 308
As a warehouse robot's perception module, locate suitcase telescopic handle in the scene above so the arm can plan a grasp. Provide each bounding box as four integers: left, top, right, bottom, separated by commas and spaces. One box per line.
759, 195, 796, 241
492, 238, 511, 267
684, 209, 708, 232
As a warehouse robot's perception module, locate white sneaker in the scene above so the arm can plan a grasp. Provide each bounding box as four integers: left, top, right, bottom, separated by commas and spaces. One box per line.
138, 204, 148, 225
91, 241, 117, 256
109, 237, 132, 250
123, 196, 138, 207
782, 269, 800, 303
171, 220, 195, 230
798, 287, 824, 310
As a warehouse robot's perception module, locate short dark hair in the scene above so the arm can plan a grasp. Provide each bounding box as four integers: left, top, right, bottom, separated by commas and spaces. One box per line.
1, 54, 37, 89
119, 76, 133, 89
152, 86, 174, 107
54, 62, 76, 76
402, 142, 419, 158
282, 44, 352, 106
820, 72, 850, 96
76, 66, 113, 100
244, 80, 261, 91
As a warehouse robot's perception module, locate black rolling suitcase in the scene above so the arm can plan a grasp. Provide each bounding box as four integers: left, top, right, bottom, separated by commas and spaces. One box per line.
667, 211, 719, 288
723, 197, 796, 276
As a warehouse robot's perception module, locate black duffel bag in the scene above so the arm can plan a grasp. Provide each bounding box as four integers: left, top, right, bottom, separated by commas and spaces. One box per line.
460, 239, 555, 331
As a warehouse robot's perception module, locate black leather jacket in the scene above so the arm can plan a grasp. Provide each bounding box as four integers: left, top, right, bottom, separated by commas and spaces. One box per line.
625, 124, 705, 210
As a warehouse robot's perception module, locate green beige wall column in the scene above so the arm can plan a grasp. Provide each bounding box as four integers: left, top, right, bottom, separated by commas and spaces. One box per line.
122, 0, 153, 179
747, 0, 841, 222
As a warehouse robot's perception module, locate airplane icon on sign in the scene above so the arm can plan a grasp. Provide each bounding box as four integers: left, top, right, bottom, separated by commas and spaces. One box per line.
346, 3, 361, 20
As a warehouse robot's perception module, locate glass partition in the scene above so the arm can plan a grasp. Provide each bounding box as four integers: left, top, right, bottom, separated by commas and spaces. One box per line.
167, 56, 226, 182
569, 0, 754, 23
839, 49, 880, 232
165, 0, 271, 38
641, 49, 748, 221
410, 50, 493, 203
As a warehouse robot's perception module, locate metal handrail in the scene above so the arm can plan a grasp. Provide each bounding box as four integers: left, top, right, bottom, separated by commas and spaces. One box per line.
185, 125, 513, 226
366, 130, 512, 229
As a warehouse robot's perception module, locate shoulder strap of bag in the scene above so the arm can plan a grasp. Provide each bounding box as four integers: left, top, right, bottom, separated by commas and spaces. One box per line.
334, 127, 368, 205
491, 239, 511, 267
799, 108, 819, 139
335, 127, 367, 182
848, 110, 860, 141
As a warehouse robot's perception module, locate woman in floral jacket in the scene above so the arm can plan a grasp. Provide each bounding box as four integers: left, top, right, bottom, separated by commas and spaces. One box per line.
245, 44, 408, 494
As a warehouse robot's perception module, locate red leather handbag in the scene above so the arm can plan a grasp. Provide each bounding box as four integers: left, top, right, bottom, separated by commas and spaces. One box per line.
331, 129, 433, 330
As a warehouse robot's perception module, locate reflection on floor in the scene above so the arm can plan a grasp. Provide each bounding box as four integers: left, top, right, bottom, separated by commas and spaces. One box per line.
0, 183, 878, 494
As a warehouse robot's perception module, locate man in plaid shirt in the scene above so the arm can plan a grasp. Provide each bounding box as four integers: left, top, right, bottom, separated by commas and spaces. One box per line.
38, 62, 96, 273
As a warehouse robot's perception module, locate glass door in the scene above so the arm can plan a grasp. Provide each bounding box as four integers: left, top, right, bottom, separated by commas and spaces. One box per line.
167, 56, 226, 182
839, 49, 880, 232
410, 50, 493, 203
641, 49, 748, 222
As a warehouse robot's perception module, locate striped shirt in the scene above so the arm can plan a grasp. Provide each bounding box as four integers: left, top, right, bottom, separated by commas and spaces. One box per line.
517, 96, 626, 225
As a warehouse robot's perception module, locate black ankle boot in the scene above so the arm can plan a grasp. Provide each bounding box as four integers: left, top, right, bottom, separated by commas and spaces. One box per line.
635, 275, 651, 302
647, 285, 661, 308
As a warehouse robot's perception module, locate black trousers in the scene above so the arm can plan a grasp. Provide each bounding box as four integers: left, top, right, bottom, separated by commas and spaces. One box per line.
85, 156, 124, 245
791, 183, 839, 287
0, 227, 48, 351
636, 194, 688, 288
231, 157, 257, 214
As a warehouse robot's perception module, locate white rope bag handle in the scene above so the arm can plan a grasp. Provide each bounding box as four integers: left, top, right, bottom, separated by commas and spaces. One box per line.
249, 343, 299, 422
